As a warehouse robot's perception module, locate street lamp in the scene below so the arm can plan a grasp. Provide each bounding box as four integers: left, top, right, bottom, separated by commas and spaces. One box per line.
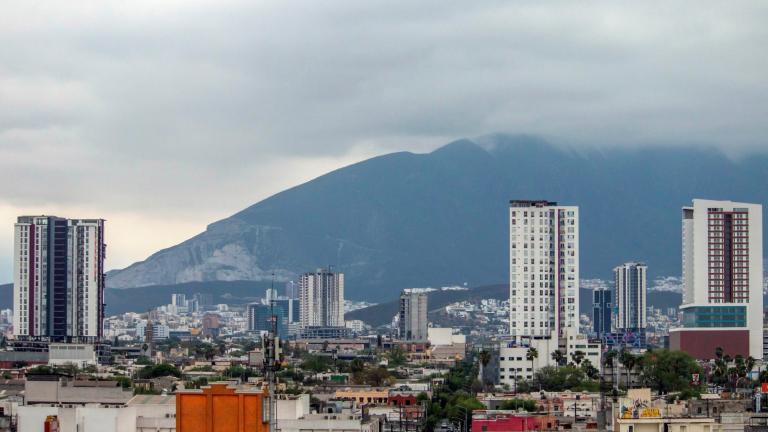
455, 406, 470, 432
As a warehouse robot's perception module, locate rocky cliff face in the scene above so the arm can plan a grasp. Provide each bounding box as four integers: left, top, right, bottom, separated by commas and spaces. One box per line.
106, 134, 768, 301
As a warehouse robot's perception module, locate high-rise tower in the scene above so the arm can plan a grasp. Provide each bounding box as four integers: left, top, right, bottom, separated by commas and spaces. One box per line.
614, 262, 647, 332
398, 289, 428, 341
13, 216, 105, 340
671, 199, 763, 359
509, 200, 579, 340
298, 269, 344, 328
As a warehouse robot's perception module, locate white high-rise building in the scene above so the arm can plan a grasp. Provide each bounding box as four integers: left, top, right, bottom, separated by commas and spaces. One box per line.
13, 216, 105, 340
398, 289, 428, 341
672, 199, 763, 359
614, 262, 647, 331
299, 269, 344, 328
509, 200, 579, 340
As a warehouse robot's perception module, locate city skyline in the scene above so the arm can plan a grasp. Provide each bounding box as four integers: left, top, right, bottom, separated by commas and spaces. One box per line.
2, 2, 768, 282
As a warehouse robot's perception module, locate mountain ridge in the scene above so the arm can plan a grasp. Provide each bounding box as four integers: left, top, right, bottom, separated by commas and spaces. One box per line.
106, 134, 768, 301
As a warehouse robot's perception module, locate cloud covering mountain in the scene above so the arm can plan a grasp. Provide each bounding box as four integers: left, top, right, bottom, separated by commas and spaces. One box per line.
107, 135, 768, 300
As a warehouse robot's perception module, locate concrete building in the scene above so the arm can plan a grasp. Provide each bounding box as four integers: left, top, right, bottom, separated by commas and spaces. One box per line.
398, 290, 428, 342
509, 200, 579, 340
592, 287, 612, 338
25, 375, 133, 406
13, 216, 105, 340
17, 394, 175, 432
498, 335, 559, 386
299, 270, 344, 328
428, 328, 466, 362
48, 343, 97, 368
614, 416, 716, 432
561, 328, 601, 370
176, 383, 268, 432
614, 262, 647, 333
671, 199, 764, 359
276, 412, 380, 432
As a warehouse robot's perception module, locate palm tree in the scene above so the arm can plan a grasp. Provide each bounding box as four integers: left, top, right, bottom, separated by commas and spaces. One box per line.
478, 350, 492, 385
618, 350, 637, 389
571, 350, 586, 366
526, 348, 539, 377
746, 356, 756, 376
551, 350, 566, 369
604, 350, 618, 389
715, 346, 725, 360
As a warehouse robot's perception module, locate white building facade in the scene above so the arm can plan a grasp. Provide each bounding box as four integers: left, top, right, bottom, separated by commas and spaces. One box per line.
299, 270, 345, 328
13, 216, 105, 340
672, 199, 763, 359
509, 201, 579, 340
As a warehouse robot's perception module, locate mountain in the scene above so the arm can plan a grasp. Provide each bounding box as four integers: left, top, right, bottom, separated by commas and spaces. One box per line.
106, 134, 768, 301
344, 285, 683, 327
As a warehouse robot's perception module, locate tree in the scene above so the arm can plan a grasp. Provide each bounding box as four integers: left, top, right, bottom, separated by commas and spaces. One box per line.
571, 350, 585, 366
551, 350, 566, 369
350, 358, 365, 374
500, 399, 537, 412
619, 350, 637, 389
353, 366, 393, 387
526, 348, 539, 377
532, 365, 598, 392
138, 363, 181, 379
638, 349, 702, 394
388, 347, 407, 368
135, 356, 153, 365
300, 355, 330, 380
581, 359, 599, 380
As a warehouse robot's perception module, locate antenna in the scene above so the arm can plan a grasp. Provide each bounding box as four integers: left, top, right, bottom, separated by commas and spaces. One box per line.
264, 272, 279, 432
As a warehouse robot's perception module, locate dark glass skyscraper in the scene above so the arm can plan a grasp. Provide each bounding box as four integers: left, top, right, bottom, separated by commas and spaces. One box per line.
592, 287, 612, 337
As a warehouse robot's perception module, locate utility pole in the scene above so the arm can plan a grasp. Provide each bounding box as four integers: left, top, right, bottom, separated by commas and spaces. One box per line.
263, 273, 281, 432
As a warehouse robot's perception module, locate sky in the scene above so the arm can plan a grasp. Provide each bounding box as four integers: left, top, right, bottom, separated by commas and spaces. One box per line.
2, 1, 768, 281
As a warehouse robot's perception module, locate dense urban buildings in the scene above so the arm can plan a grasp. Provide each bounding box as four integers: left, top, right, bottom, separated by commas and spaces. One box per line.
247, 302, 288, 337
298, 269, 345, 328
398, 289, 428, 341
671, 199, 764, 359
614, 262, 647, 333
12, 216, 105, 341
592, 287, 612, 338
509, 200, 579, 340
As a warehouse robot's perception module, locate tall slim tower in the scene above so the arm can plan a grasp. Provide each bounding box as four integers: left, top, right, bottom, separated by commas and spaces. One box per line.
13, 216, 105, 340
509, 200, 579, 340
614, 262, 647, 332
398, 289, 428, 341
671, 199, 763, 359
298, 269, 344, 328
592, 287, 612, 338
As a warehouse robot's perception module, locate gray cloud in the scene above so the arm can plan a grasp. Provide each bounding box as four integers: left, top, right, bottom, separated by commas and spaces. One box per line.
1, 1, 768, 278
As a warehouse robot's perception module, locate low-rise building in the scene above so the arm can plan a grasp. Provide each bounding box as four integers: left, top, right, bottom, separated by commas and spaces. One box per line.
176, 382, 268, 432
48, 343, 97, 368
25, 375, 133, 406
334, 388, 389, 406
471, 411, 558, 432
16, 394, 175, 432
614, 416, 717, 432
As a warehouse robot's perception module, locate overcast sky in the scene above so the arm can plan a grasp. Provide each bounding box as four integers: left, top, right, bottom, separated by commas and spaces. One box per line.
2, 1, 768, 281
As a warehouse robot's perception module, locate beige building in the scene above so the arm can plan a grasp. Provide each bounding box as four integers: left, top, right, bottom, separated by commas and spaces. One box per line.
615, 417, 717, 432
334, 388, 389, 406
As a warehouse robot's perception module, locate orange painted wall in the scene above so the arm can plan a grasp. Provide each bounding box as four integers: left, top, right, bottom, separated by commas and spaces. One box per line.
177, 383, 269, 432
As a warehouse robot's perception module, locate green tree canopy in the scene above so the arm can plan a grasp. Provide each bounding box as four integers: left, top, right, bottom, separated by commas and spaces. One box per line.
638, 349, 702, 394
